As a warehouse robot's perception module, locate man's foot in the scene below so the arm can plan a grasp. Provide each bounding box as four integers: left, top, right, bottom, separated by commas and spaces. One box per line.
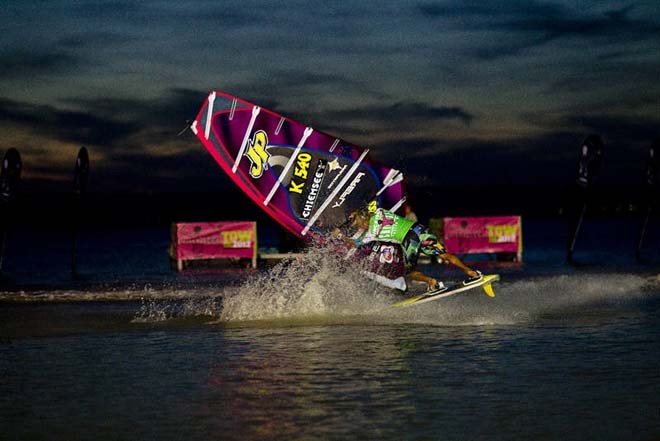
426, 281, 448, 295
462, 271, 483, 286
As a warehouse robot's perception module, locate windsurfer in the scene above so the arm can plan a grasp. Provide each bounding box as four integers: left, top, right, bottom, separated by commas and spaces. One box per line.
334, 208, 481, 292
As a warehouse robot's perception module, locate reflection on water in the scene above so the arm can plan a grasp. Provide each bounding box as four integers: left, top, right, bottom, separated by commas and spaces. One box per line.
2, 295, 660, 440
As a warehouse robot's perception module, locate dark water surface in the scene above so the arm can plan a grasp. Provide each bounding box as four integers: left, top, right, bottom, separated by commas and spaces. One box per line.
2, 217, 660, 440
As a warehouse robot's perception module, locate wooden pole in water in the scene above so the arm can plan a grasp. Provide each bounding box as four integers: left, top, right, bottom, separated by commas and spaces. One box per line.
71, 147, 89, 276
566, 135, 603, 264
636, 140, 659, 262
0, 148, 22, 275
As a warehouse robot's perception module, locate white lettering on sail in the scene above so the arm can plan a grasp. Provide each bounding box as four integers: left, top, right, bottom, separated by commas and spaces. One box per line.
332, 172, 365, 208
301, 160, 327, 218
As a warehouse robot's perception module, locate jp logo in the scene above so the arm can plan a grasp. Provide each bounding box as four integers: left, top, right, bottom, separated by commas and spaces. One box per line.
245, 130, 270, 178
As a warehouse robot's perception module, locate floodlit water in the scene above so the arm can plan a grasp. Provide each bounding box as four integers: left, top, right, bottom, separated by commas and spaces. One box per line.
2, 217, 660, 440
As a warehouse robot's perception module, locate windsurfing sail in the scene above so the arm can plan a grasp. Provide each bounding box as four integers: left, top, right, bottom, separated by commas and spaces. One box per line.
190, 91, 406, 241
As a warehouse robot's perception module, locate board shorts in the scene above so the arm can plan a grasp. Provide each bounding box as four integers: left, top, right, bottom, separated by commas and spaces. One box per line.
401, 223, 446, 268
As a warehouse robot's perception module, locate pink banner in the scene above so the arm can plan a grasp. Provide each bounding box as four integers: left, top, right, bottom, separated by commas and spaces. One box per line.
174, 222, 257, 261
442, 216, 522, 256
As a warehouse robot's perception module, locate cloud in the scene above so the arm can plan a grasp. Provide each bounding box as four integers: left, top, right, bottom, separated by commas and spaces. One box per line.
0, 88, 210, 190
0, 87, 208, 147
226, 71, 363, 109
0, 88, 229, 192
0, 98, 141, 147
195, 6, 270, 28
57, 32, 138, 50
367, 115, 655, 190
310, 101, 474, 142
495, 5, 660, 41
419, 2, 660, 60
88, 148, 230, 192
546, 58, 660, 99
563, 114, 660, 145
63, 88, 206, 129
525, 105, 660, 145
373, 130, 589, 188
418, 2, 563, 19
66, 1, 144, 21
0, 49, 82, 79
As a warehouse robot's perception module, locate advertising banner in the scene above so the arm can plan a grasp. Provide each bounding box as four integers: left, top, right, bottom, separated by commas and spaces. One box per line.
172, 221, 257, 268
442, 216, 522, 260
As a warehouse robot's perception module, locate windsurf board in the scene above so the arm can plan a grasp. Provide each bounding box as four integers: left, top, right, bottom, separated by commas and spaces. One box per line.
391, 274, 499, 308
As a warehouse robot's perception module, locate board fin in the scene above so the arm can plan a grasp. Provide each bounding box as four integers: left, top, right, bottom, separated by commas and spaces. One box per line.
482, 283, 495, 297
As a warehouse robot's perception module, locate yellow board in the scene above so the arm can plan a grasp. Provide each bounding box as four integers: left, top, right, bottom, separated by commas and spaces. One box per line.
392, 274, 499, 308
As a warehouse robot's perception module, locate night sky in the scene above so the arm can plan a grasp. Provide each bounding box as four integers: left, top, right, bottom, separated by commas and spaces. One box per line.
1, 1, 659, 210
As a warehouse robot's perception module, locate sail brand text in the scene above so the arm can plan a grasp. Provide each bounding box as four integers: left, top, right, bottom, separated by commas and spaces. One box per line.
301, 160, 327, 218
245, 130, 270, 178
333, 172, 365, 208
327, 159, 346, 190
289, 152, 313, 194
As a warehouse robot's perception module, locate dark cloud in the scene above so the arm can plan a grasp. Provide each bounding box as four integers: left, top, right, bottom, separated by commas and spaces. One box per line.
546, 59, 660, 96
323, 101, 473, 128
472, 35, 553, 60
418, 2, 564, 19
59, 88, 208, 143
229, 70, 389, 106
57, 32, 137, 50
0, 50, 81, 79
374, 131, 588, 188
217, 73, 397, 137
563, 114, 660, 145
230, 99, 475, 147
199, 8, 267, 28
47, 89, 473, 190
367, 116, 655, 195
0, 0, 657, 202
420, 2, 660, 60
226, 71, 351, 109
496, 5, 660, 41
0, 97, 141, 147
0, 88, 208, 153
420, 1, 660, 39
87, 148, 230, 192
0, 88, 226, 192
69, 1, 143, 20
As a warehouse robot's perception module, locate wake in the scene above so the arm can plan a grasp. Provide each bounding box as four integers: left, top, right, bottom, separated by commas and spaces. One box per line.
214, 248, 658, 326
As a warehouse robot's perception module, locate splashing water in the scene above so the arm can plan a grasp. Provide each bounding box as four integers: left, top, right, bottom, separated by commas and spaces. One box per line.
216, 248, 657, 326
132, 292, 223, 323
218, 246, 394, 322
384, 272, 655, 327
